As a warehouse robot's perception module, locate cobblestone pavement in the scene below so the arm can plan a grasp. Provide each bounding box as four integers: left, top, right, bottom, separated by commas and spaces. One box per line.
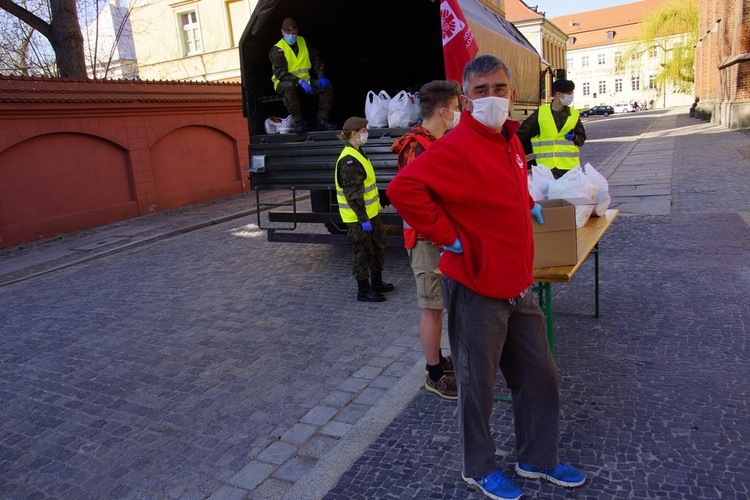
1, 109, 749, 499
324, 110, 750, 499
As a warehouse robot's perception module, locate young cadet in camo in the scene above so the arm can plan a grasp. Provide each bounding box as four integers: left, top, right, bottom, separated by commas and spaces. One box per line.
334, 116, 395, 302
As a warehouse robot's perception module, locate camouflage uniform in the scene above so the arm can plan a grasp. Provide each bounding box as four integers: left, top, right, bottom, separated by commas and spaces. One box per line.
336, 150, 388, 281
269, 41, 334, 124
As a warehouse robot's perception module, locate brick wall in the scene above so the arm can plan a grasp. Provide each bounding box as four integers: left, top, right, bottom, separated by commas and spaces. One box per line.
0, 78, 250, 248
695, 0, 750, 128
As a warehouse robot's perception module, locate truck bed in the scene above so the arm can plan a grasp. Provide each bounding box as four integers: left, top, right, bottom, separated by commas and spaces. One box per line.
249, 127, 408, 244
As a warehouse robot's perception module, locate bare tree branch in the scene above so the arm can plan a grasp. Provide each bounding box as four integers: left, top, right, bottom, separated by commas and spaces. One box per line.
0, 0, 50, 37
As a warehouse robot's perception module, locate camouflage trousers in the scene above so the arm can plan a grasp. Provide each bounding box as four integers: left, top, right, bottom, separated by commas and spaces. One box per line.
276, 79, 334, 124
346, 215, 387, 281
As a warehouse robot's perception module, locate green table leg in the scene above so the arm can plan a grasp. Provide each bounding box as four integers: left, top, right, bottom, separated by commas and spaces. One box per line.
534, 282, 554, 356
594, 242, 600, 318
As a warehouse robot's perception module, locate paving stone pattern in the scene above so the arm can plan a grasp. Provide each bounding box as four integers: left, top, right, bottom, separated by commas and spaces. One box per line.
0, 220, 422, 498
325, 214, 750, 499
324, 112, 750, 498
1, 110, 749, 499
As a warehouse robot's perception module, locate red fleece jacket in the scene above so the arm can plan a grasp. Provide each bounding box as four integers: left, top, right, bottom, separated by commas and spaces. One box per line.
386, 111, 535, 299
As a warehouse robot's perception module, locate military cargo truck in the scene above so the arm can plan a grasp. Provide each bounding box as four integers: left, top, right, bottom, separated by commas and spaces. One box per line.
240, 0, 543, 243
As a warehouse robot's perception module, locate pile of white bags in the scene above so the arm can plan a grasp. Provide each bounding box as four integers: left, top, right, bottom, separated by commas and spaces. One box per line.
528, 163, 611, 228
365, 90, 390, 128
364, 90, 420, 129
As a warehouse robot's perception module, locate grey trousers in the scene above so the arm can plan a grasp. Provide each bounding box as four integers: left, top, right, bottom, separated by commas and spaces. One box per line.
441, 276, 561, 477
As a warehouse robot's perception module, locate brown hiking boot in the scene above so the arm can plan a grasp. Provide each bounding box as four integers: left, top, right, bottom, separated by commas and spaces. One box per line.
425, 374, 457, 400
424, 355, 455, 376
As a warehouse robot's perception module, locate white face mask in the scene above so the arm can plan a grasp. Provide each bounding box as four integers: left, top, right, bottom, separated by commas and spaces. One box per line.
355, 131, 368, 145
469, 96, 509, 129
559, 94, 574, 107
444, 108, 461, 129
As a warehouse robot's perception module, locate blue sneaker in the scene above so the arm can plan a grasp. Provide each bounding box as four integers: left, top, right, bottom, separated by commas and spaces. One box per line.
515, 462, 586, 487
462, 469, 523, 500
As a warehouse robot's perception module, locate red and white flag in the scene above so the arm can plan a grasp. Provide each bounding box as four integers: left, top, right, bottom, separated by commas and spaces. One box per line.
440, 0, 479, 83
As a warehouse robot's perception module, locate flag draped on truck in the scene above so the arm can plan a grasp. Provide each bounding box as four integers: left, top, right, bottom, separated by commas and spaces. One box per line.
440, 0, 478, 83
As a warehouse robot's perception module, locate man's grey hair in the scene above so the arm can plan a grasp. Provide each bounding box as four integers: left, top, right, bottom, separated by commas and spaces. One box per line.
462, 55, 512, 93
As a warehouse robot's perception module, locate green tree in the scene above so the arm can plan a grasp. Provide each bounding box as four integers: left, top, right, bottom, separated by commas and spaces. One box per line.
618, 0, 699, 94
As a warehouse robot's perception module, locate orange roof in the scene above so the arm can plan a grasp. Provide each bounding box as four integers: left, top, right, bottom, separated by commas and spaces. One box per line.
551, 0, 672, 49
504, 0, 545, 21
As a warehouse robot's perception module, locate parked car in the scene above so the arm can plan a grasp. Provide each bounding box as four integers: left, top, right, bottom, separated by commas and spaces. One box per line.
581, 105, 615, 117
614, 102, 635, 113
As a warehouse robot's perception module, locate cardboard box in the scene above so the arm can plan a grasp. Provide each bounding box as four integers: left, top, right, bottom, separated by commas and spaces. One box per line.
532, 199, 578, 268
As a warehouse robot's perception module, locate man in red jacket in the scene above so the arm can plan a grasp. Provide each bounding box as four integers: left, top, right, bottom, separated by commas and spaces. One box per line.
387, 55, 586, 500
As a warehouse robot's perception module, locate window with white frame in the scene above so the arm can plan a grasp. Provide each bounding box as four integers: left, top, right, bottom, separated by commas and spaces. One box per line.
567, 57, 573, 69
631, 75, 640, 91
648, 74, 656, 89
649, 45, 658, 58
598, 81, 607, 94
582, 82, 590, 95
179, 10, 202, 56
615, 78, 622, 92
615, 51, 622, 65
597, 53, 605, 65
582, 56, 589, 67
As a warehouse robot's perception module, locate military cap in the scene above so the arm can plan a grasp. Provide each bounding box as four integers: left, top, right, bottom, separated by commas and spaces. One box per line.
342, 116, 368, 130
281, 17, 298, 31
552, 79, 575, 92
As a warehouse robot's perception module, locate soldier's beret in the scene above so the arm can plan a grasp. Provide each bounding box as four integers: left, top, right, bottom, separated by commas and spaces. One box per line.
342, 116, 368, 131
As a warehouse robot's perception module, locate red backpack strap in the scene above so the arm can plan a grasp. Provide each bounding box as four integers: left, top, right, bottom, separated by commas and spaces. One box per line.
411, 133, 434, 151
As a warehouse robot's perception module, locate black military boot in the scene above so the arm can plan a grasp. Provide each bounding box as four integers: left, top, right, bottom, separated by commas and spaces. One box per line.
357, 279, 386, 302
371, 271, 395, 293
314, 118, 337, 131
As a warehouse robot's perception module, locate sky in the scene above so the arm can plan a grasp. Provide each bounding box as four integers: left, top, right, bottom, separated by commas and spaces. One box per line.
531, 0, 639, 19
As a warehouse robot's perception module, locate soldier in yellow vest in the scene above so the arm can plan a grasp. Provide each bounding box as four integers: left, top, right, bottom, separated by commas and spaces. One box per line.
270, 18, 336, 134
335, 117, 395, 302
517, 79, 586, 179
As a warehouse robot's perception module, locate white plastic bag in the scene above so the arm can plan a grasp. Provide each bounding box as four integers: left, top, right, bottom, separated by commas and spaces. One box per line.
547, 166, 598, 228
365, 90, 390, 128
388, 90, 418, 128
529, 164, 555, 198
527, 175, 544, 201
264, 116, 282, 134
581, 162, 611, 216
277, 115, 294, 134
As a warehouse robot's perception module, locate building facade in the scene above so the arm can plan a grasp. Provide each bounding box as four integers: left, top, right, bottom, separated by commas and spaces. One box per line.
83, 0, 139, 80
504, 0, 569, 104
694, 0, 749, 128
129, 0, 258, 82
552, 0, 695, 111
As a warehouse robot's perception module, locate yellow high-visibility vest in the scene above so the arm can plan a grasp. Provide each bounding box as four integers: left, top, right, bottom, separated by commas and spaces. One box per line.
531, 105, 580, 171
335, 146, 381, 223
271, 36, 311, 90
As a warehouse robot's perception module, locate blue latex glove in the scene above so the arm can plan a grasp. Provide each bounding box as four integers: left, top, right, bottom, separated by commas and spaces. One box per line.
564, 131, 576, 141
443, 238, 463, 254
531, 203, 544, 224
317, 77, 330, 90
299, 80, 313, 95
361, 220, 373, 232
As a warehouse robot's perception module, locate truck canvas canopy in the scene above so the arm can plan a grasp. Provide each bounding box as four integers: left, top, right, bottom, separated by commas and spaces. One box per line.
239, 0, 541, 134
239, 0, 543, 244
